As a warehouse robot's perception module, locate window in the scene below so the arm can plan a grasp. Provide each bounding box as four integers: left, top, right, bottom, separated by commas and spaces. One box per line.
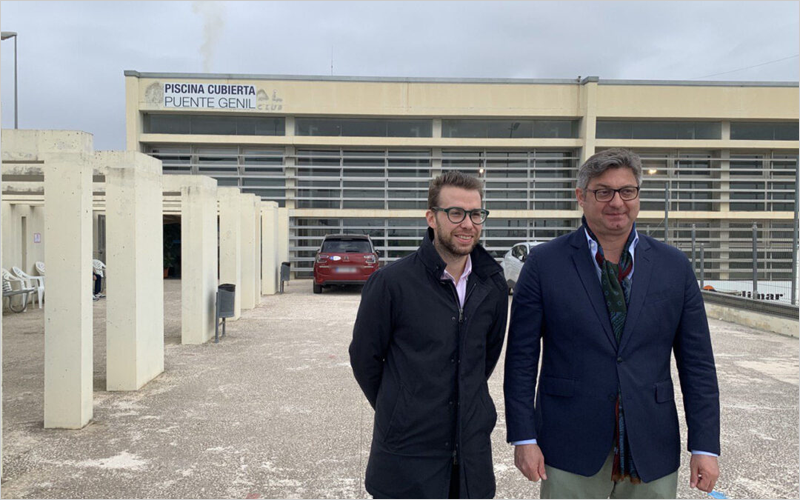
442, 119, 578, 139
144, 114, 285, 136
442, 150, 579, 210
730, 122, 799, 141
321, 239, 373, 253
296, 118, 432, 137
596, 121, 721, 140
512, 244, 528, 260
196, 147, 238, 175
149, 146, 192, 174
294, 149, 432, 209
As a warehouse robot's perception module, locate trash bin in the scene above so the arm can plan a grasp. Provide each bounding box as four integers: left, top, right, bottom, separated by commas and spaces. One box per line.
215, 283, 236, 343
280, 262, 291, 293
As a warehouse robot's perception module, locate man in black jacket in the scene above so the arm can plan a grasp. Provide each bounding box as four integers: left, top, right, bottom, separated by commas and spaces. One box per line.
350, 171, 509, 499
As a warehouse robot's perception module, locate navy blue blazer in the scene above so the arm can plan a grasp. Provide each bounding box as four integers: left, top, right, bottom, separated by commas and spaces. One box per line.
503, 228, 720, 482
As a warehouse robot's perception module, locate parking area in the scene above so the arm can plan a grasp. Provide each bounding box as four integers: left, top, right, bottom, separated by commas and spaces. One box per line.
1, 279, 798, 498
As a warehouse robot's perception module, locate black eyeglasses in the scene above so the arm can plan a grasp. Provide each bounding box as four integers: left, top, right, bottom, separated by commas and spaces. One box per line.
585, 186, 640, 202
432, 206, 490, 225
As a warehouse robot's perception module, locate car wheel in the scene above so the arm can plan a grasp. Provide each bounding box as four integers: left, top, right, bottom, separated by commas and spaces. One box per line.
313, 283, 322, 294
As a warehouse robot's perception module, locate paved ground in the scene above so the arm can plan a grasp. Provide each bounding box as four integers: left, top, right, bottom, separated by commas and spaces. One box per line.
1, 280, 798, 499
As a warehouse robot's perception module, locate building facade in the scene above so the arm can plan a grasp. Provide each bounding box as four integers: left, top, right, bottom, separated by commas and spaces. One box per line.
125, 72, 799, 282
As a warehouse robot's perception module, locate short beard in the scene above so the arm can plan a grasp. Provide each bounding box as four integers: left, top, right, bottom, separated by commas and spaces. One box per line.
434, 219, 476, 259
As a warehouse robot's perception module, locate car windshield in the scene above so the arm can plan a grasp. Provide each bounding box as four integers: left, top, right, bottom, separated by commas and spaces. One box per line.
322, 240, 372, 253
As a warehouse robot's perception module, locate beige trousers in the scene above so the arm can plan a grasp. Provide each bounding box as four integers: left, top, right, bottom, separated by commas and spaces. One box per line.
540, 451, 678, 499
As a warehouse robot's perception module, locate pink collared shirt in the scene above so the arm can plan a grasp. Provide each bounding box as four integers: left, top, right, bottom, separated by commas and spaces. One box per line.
441, 255, 472, 308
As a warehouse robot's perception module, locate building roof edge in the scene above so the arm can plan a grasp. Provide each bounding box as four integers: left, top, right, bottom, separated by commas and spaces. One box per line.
123, 71, 798, 88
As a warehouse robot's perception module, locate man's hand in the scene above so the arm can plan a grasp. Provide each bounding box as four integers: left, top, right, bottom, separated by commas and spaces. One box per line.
690, 454, 719, 493
514, 444, 547, 482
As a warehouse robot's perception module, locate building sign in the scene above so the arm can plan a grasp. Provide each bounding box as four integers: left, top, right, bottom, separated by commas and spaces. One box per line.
144, 82, 284, 111
163, 82, 258, 110
33, 233, 41, 243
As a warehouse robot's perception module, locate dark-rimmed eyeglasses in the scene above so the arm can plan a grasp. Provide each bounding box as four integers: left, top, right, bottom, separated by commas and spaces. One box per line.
432, 206, 490, 225
585, 186, 640, 202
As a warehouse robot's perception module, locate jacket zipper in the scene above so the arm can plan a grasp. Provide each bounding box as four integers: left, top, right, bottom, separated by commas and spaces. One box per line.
448, 279, 477, 324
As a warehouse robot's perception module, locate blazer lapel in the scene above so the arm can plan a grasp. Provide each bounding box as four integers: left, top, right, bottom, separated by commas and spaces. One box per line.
619, 236, 653, 354
569, 230, 617, 350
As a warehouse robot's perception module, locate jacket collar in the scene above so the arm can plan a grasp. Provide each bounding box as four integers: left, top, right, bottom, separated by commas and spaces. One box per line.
418, 227, 502, 280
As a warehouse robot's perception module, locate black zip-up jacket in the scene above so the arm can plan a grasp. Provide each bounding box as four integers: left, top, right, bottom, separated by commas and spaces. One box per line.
350, 228, 508, 498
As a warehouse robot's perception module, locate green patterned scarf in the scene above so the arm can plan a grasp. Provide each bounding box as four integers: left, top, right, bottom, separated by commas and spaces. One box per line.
583, 217, 640, 483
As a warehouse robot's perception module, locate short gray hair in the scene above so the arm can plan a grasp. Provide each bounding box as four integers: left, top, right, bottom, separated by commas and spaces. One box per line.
577, 148, 643, 191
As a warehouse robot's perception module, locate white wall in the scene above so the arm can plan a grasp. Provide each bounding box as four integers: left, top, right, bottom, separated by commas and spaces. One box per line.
2, 203, 45, 275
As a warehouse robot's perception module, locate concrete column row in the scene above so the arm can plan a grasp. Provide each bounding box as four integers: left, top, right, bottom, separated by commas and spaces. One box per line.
3, 130, 288, 431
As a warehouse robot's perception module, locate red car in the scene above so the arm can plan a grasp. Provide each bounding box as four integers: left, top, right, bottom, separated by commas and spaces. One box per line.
313, 234, 380, 294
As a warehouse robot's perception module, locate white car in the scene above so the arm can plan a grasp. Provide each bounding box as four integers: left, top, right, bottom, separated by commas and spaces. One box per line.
501, 241, 545, 293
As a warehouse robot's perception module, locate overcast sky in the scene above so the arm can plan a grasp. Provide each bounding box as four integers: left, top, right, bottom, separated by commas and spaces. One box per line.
1, 1, 798, 150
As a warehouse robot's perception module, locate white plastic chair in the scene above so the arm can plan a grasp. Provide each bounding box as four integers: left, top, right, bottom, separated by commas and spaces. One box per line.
11, 266, 44, 309
35, 261, 45, 277
2, 268, 32, 311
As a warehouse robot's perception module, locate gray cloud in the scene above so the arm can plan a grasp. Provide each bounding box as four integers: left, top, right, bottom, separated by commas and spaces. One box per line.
1, 1, 797, 150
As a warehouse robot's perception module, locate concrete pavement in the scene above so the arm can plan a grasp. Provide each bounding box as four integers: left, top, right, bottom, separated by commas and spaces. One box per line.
1, 280, 798, 498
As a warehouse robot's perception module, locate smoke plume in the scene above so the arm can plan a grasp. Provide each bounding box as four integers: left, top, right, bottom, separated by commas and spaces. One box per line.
192, 2, 226, 73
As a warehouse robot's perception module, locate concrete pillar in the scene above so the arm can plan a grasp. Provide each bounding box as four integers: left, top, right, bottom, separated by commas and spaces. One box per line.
261, 201, 279, 295
254, 197, 262, 302
284, 146, 296, 210
277, 207, 290, 266
219, 187, 242, 320
104, 152, 164, 391
240, 193, 258, 310
173, 176, 218, 344
43, 154, 94, 429
578, 77, 599, 166
719, 149, 731, 213
1, 105, 4, 476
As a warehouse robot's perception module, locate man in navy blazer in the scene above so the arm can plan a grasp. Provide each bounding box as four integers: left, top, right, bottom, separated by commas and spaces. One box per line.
504, 148, 720, 498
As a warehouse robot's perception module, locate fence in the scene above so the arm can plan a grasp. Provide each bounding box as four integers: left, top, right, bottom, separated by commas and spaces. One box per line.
661, 221, 798, 306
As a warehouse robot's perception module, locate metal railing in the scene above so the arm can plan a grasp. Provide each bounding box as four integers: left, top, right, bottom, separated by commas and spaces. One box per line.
669, 221, 799, 306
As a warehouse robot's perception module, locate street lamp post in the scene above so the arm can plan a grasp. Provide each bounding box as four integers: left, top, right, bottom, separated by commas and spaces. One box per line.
1, 31, 18, 129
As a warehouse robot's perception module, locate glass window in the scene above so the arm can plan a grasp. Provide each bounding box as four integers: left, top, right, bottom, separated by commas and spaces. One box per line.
695, 122, 721, 140
730, 155, 763, 177
149, 146, 192, 173
487, 121, 533, 138
388, 121, 432, 137
197, 147, 237, 174
213, 177, 239, 187
731, 122, 799, 141
770, 154, 798, 178
535, 121, 576, 138
442, 120, 578, 139
146, 115, 191, 134
321, 239, 373, 253
193, 115, 237, 135
242, 149, 284, 174
342, 120, 387, 137
596, 121, 631, 139
597, 121, 721, 140
144, 114, 284, 136
242, 178, 284, 187
774, 123, 800, 141
296, 118, 432, 137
